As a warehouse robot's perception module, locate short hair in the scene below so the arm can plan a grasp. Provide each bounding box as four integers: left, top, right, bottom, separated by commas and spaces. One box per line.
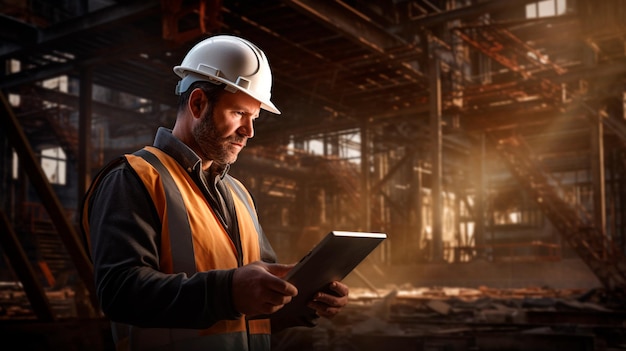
177, 81, 225, 113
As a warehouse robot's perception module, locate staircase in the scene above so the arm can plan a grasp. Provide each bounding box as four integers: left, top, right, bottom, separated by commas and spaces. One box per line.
494, 134, 626, 290
20, 202, 75, 288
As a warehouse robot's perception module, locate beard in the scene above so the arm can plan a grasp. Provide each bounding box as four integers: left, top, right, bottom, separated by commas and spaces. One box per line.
192, 109, 242, 165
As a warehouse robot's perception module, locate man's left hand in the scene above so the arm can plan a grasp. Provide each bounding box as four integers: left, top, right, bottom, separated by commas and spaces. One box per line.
307, 281, 349, 319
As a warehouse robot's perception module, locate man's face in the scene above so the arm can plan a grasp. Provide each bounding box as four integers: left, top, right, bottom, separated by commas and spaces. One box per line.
192, 90, 261, 165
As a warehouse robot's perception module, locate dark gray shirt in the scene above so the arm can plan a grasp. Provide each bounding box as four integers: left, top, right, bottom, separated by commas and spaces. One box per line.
83, 127, 275, 329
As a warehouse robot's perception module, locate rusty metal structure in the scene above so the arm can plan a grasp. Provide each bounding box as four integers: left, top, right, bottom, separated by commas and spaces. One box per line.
1, 0, 626, 349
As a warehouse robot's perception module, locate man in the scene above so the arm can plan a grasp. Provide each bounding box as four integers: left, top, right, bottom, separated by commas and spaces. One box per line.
81, 35, 349, 351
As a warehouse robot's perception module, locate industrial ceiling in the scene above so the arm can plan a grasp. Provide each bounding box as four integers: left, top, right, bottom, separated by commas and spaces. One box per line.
3, 0, 623, 147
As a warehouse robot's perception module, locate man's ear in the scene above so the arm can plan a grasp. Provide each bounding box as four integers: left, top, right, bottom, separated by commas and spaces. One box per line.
188, 88, 206, 119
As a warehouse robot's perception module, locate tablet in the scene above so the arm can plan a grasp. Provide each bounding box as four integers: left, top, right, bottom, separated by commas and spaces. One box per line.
269, 230, 386, 322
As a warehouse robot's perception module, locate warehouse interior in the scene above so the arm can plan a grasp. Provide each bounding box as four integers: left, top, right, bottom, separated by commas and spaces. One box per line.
1, 0, 626, 350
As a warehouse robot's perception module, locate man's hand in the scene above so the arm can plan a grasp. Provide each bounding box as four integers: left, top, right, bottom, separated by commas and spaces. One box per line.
232, 261, 298, 317
307, 281, 349, 319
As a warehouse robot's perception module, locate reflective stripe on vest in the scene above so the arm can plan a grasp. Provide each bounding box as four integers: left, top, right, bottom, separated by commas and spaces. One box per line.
134, 149, 196, 275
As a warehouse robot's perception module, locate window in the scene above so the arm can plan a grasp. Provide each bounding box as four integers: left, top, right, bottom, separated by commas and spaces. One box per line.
526, 0, 567, 18
40, 146, 67, 185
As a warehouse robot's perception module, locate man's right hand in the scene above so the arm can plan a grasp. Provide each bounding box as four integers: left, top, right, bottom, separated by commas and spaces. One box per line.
231, 261, 298, 317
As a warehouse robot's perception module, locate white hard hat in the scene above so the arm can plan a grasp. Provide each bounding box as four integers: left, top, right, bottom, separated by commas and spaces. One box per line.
174, 35, 281, 114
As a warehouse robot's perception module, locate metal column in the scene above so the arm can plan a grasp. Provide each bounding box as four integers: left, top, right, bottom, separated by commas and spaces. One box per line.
429, 34, 443, 261
78, 67, 92, 203
361, 119, 371, 231
475, 133, 486, 249
591, 110, 607, 256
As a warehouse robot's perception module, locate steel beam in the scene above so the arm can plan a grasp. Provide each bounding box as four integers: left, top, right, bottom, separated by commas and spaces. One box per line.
360, 120, 371, 231
281, 0, 425, 82
591, 110, 607, 255
0, 0, 160, 58
405, 0, 540, 28
78, 67, 93, 200
0, 210, 55, 322
0, 91, 98, 310
0, 14, 38, 43
10, 85, 154, 126
429, 34, 443, 261
283, 0, 404, 53
0, 62, 75, 90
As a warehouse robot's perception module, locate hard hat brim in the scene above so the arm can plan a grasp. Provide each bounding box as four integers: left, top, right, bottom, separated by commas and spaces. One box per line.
174, 71, 281, 115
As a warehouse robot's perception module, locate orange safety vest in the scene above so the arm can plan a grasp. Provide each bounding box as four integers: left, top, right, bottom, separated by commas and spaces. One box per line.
83, 146, 271, 351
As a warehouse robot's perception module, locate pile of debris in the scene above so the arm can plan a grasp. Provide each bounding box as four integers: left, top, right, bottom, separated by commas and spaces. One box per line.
2, 279, 625, 350
272, 285, 626, 351
0, 281, 77, 320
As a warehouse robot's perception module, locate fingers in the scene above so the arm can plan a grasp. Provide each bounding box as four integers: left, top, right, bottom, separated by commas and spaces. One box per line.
327, 281, 349, 297
231, 261, 298, 316
271, 278, 298, 297
307, 301, 341, 319
259, 262, 297, 296
307, 281, 350, 319
265, 262, 296, 279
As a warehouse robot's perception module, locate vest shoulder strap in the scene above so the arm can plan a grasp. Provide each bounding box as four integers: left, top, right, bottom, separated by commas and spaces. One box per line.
134, 148, 196, 275
222, 175, 261, 234
222, 175, 276, 263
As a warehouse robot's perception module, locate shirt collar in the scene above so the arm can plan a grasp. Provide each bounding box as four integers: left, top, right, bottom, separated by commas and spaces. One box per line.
153, 127, 202, 174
